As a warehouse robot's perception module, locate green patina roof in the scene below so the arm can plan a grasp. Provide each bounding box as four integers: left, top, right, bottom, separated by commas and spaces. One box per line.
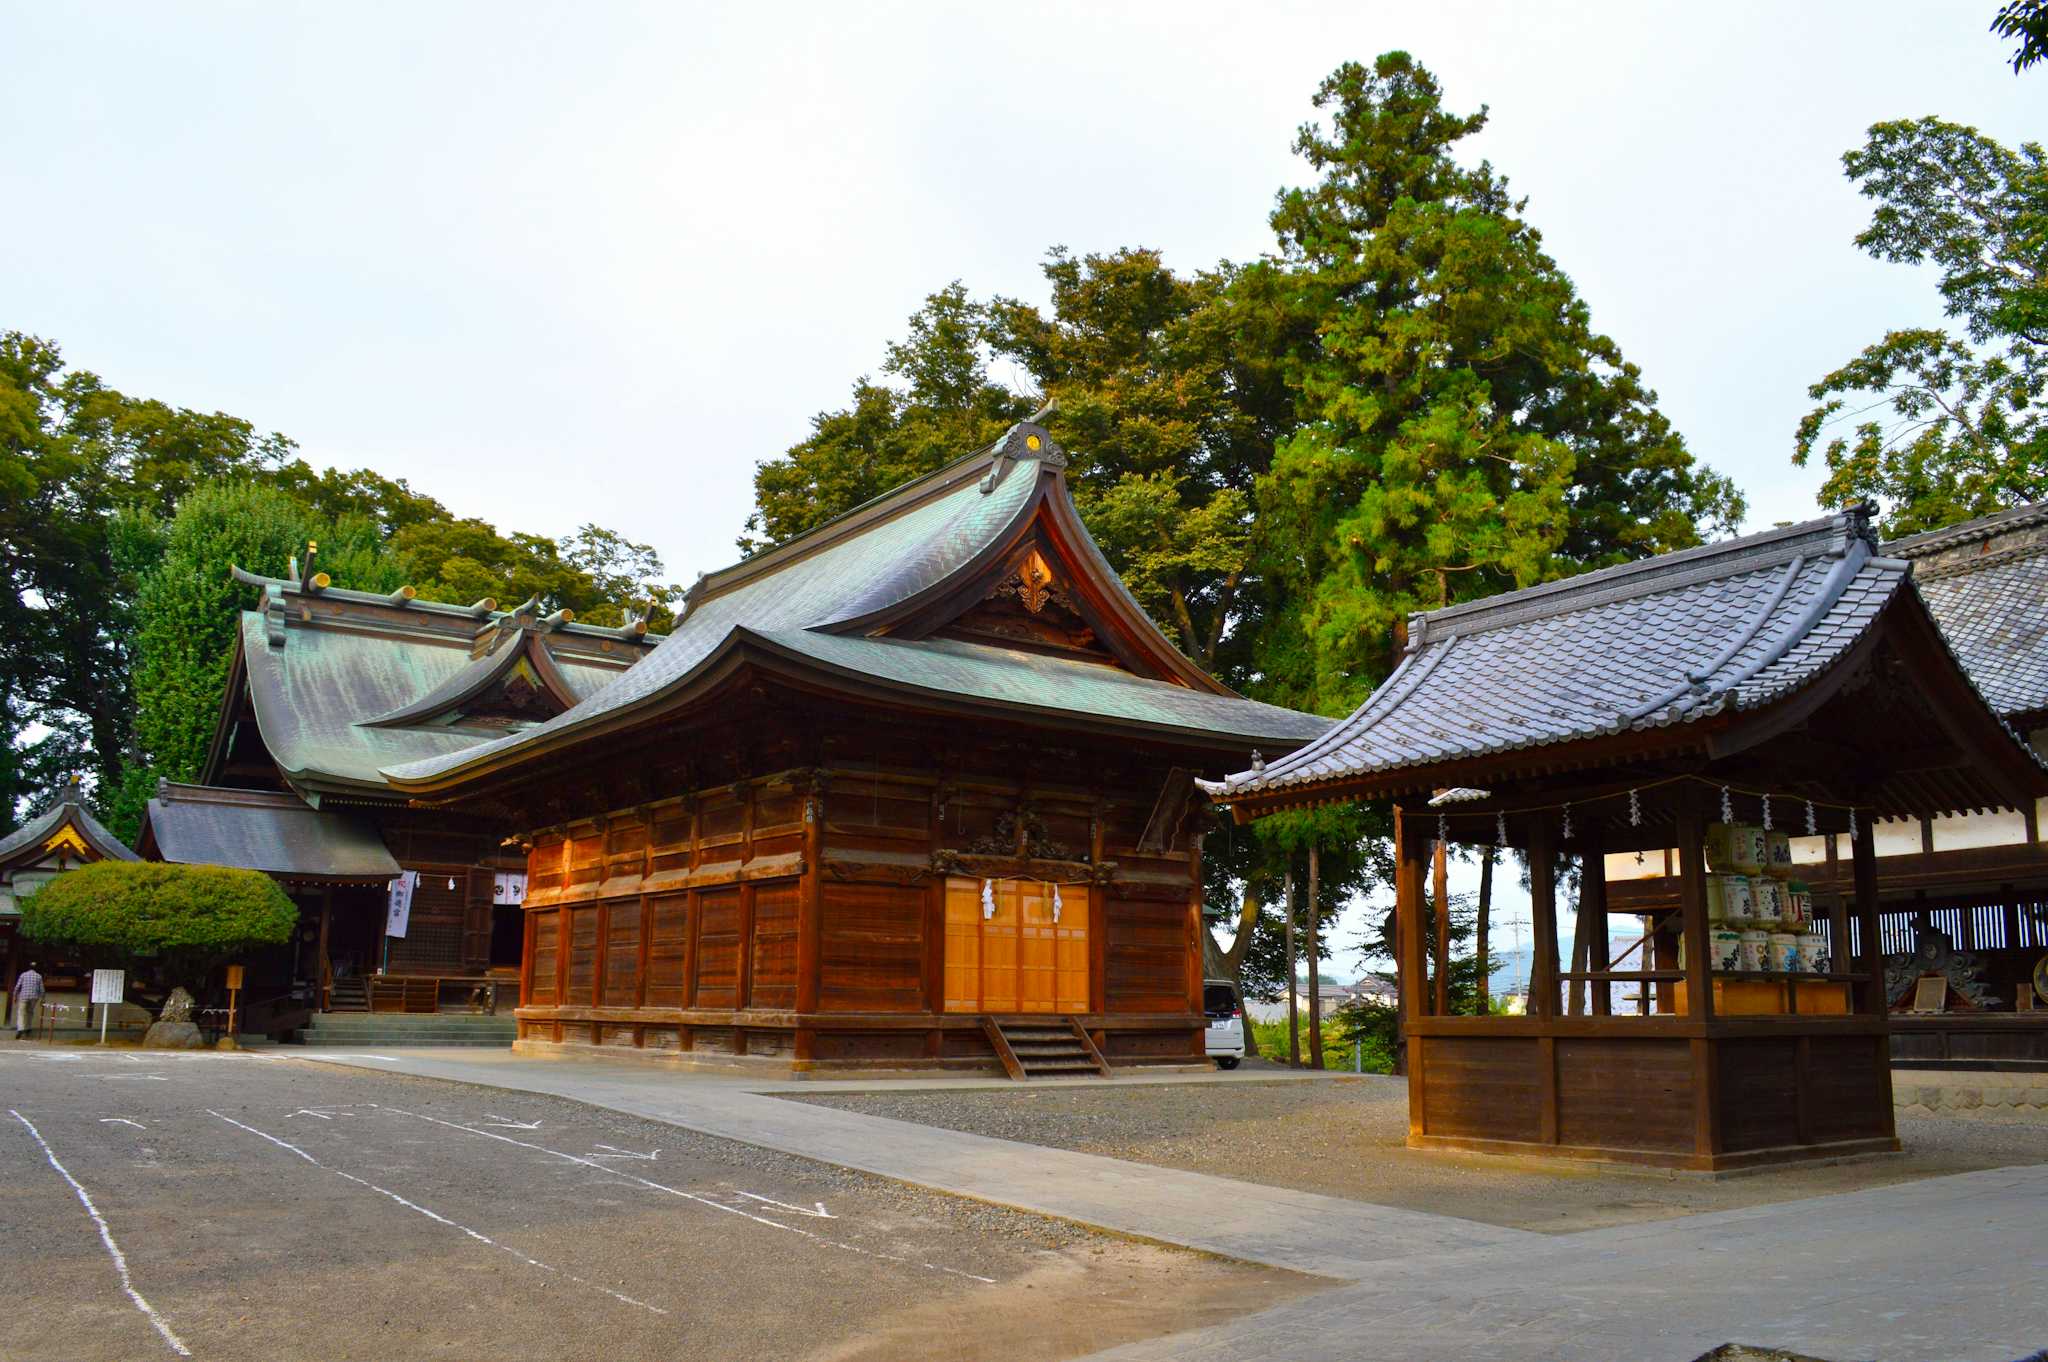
386, 421, 1331, 789
220, 581, 657, 797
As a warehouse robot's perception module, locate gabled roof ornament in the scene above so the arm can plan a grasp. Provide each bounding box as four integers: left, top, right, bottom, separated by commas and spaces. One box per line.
980, 418, 1067, 494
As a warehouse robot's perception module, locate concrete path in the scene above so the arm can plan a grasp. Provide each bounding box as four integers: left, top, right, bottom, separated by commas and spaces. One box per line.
286, 1049, 2048, 1361
284, 1049, 1526, 1278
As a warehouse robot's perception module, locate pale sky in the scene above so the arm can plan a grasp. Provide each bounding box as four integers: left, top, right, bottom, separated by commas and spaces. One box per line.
5, 1, 2037, 975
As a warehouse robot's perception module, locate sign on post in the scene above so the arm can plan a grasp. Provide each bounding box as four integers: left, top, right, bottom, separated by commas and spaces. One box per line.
225, 964, 244, 990
385, 870, 418, 939
91, 969, 124, 1045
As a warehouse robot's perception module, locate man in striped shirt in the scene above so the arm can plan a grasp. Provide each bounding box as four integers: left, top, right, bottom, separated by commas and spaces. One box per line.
11, 963, 44, 1039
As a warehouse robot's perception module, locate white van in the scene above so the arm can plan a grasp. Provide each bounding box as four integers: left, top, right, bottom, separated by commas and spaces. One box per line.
1203, 980, 1245, 1070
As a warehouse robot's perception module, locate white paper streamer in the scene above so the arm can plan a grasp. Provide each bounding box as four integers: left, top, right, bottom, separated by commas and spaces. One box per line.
1052, 883, 1063, 924
981, 878, 995, 920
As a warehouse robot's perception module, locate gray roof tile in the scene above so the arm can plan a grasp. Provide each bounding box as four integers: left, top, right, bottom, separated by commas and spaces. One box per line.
1209, 507, 1923, 798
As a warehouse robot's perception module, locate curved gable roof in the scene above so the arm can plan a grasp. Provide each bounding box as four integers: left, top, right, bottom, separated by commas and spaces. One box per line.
385, 422, 1328, 792
0, 788, 138, 869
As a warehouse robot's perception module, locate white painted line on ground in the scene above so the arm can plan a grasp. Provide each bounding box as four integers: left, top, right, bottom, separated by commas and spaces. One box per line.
589, 1144, 659, 1160
205, 1110, 666, 1317
734, 1191, 835, 1219
481, 1115, 542, 1129
378, 1106, 994, 1285
88, 1074, 168, 1082
287, 1110, 334, 1119
9, 1110, 191, 1357
99, 1118, 146, 1130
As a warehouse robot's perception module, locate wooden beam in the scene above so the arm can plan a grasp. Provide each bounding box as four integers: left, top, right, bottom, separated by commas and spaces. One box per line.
1394, 807, 1427, 1027
1853, 815, 1885, 1017
1583, 840, 1611, 1017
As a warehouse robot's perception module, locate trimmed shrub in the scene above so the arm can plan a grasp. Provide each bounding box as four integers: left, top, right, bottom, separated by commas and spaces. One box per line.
21, 861, 297, 990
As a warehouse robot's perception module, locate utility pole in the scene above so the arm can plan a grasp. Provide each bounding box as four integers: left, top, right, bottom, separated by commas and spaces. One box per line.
1476, 847, 1494, 1013
1307, 839, 1325, 1069
1283, 863, 1300, 1068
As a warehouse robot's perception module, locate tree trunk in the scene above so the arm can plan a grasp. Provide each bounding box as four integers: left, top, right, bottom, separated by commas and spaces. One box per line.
1307, 841, 1324, 1069
1284, 864, 1299, 1068
1475, 848, 1494, 1013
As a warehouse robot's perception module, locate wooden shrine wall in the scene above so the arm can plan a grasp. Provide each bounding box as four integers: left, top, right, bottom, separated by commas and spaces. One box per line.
512, 755, 1205, 1070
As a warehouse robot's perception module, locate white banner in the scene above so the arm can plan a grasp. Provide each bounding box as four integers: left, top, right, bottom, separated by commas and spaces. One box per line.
90, 969, 125, 1005
492, 872, 527, 906
385, 870, 419, 938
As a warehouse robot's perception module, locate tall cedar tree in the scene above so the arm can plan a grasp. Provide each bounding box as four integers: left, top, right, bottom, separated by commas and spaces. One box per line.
1794, 118, 2047, 535
1258, 54, 1742, 716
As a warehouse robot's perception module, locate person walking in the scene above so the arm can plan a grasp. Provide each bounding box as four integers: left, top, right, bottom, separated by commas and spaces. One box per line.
11, 963, 44, 1040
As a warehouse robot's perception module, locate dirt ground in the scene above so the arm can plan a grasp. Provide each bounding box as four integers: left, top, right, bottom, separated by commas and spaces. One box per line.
790, 1068, 2048, 1234
0, 1048, 1318, 1362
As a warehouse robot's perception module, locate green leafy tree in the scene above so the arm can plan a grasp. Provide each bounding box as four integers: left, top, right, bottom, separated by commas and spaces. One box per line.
131, 483, 327, 785
1994, 0, 2048, 72
1795, 118, 2048, 535
1258, 54, 1742, 714
21, 860, 297, 1000
743, 284, 1032, 553
0, 332, 290, 822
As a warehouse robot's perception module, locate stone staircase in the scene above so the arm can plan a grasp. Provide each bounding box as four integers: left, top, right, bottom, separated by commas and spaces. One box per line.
296, 1011, 516, 1048
983, 1016, 1113, 1079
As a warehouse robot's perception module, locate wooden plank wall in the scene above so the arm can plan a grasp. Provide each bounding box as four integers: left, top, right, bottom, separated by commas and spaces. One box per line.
513, 755, 1205, 1069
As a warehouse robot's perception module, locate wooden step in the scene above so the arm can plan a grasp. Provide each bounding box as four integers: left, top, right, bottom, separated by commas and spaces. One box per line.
982, 1015, 1113, 1079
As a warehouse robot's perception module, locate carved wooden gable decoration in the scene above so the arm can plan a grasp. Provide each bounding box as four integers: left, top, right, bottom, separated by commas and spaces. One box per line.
934, 545, 1115, 663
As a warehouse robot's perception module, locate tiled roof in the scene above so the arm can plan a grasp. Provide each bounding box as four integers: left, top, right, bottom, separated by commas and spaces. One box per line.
1890, 502, 2048, 722
1205, 507, 1914, 799
0, 789, 138, 867
386, 422, 1329, 787
143, 783, 398, 880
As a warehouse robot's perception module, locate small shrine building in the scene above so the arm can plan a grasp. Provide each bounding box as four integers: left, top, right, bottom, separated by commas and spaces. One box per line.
1204, 505, 2048, 1170
0, 780, 138, 1007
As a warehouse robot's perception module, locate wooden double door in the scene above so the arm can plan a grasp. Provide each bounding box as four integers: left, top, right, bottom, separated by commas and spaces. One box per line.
943, 878, 1089, 1014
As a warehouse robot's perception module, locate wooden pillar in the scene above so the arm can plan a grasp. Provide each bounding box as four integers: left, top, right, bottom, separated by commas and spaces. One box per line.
1582, 841, 1610, 1016
316, 886, 333, 1013
1677, 793, 1714, 1021
1393, 806, 1428, 1137
1283, 863, 1300, 1068
1853, 815, 1885, 1016
1307, 839, 1324, 1069
1527, 817, 1559, 1020
795, 787, 823, 1032
1431, 838, 1450, 1015
1851, 812, 1896, 1136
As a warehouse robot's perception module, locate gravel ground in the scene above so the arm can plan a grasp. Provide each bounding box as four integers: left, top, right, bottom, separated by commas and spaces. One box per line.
0, 1048, 1314, 1362
789, 1067, 2048, 1234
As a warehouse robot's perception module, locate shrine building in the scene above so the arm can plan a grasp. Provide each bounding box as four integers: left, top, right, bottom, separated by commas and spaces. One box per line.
381, 420, 1329, 1074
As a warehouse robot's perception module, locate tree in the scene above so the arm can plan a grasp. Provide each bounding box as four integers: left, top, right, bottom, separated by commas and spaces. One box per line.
1257, 54, 1743, 715
0, 332, 291, 825
989, 249, 1302, 674
1795, 118, 2047, 536
20, 861, 297, 999
743, 285, 1031, 553
130, 483, 338, 787
1994, 0, 2048, 72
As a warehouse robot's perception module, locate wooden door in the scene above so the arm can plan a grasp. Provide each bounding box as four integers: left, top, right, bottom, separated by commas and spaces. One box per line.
982, 883, 1019, 1014
1018, 884, 1056, 1013
943, 879, 1089, 1016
